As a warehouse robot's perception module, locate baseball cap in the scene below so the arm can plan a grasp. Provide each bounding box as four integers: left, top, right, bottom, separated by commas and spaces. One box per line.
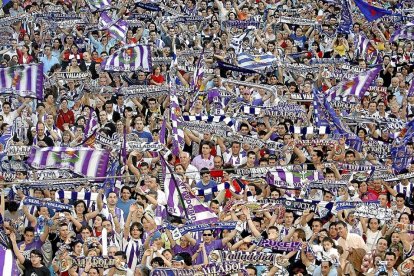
172, 255, 184, 263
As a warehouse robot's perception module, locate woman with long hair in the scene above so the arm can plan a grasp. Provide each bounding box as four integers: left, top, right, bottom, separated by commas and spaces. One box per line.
149, 66, 165, 86
17, 45, 33, 64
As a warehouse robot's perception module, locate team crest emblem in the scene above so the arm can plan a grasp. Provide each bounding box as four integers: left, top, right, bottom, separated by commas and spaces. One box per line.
120, 47, 137, 65
52, 150, 80, 163
8, 65, 25, 89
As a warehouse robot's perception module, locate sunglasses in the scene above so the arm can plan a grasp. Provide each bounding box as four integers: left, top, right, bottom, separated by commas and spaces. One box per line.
203, 233, 213, 236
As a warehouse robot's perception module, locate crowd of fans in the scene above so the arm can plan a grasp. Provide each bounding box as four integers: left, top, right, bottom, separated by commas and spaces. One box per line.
0, 0, 414, 275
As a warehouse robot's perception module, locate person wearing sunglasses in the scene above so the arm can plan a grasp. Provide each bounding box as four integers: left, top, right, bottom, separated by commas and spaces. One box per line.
193, 229, 237, 265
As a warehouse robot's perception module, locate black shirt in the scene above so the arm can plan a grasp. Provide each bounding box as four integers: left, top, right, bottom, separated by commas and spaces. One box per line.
23, 259, 50, 276
36, 135, 55, 147
48, 233, 65, 256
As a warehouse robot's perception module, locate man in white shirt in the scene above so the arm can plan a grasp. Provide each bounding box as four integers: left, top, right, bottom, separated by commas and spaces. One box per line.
179, 151, 200, 184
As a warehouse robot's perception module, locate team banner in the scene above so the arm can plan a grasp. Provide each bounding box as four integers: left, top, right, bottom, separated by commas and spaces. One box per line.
226, 133, 266, 148
335, 201, 380, 211
0, 63, 44, 99
295, 139, 337, 147
257, 198, 318, 213
158, 3, 184, 16
128, 142, 164, 152
28, 169, 74, 180
178, 121, 229, 137
279, 16, 316, 25
234, 167, 270, 178
118, 85, 170, 98
173, 15, 206, 24
34, 12, 83, 21
308, 180, 349, 190
384, 171, 414, 181
50, 72, 91, 81
363, 140, 391, 158
354, 202, 393, 220
160, 221, 237, 240
59, 256, 118, 271
253, 239, 302, 251
101, 45, 152, 72
134, 1, 161, 11
28, 147, 110, 179
222, 20, 260, 28
55, 191, 100, 202
4, 145, 31, 156
290, 93, 313, 102
219, 251, 281, 266
23, 196, 73, 211
151, 262, 245, 276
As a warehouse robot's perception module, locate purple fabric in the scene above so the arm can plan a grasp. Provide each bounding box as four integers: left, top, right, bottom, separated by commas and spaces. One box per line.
194, 239, 223, 264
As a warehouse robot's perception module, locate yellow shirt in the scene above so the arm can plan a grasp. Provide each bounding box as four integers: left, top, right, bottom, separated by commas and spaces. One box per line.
334, 44, 346, 56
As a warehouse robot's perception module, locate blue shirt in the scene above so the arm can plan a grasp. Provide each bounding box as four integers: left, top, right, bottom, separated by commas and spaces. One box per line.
88, 34, 116, 55
40, 56, 60, 73
195, 179, 218, 202
116, 199, 135, 220
132, 130, 153, 142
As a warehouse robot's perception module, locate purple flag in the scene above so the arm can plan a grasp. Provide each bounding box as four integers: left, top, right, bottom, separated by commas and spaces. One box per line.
121, 126, 127, 164
354, 34, 381, 64
353, 0, 393, 22
390, 22, 414, 42
266, 168, 323, 185
100, 45, 152, 72
99, 12, 129, 42
0, 244, 19, 276
170, 88, 184, 156
0, 63, 43, 99
326, 65, 381, 101
338, 0, 352, 34
85, 0, 111, 11
159, 117, 166, 145
28, 147, 110, 179
160, 157, 218, 224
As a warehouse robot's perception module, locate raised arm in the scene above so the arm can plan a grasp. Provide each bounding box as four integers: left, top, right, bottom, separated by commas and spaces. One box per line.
9, 232, 26, 264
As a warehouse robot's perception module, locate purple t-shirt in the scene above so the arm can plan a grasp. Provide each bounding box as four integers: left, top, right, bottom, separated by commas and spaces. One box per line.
194, 239, 223, 264
18, 239, 44, 258
172, 244, 197, 256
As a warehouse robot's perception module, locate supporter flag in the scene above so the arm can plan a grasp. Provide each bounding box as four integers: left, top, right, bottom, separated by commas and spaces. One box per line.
0, 129, 11, 153
338, 0, 352, 34
161, 157, 218, 224
266, 168, 323, 185
408, 79, 414, 97
354, 34, 380, 64
315, 89, 364, 148
170, 87, 185, 156
391, 119, 414, 172
85, 0, 111, 11
230, 28, 254, 54
217, 61, 258, 74
0, 63, 44, 99
98, 12, 128, 42
353, 0, 393, 22
390, 21, 414, 42
314, 90, 352, 136
159, 118, 167, 145
100, 45, 152, 72
28, 147, 110, 179
237, 52, 277, 70
326, 65, 381, 101
391, 145, 411, 173
0, 243, 19, 276
401, 119, 414, 145
192, 49, 205, 94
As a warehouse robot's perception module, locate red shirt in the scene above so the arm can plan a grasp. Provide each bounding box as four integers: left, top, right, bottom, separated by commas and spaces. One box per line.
151, 74, 165, 84
56, 109, 75, 131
